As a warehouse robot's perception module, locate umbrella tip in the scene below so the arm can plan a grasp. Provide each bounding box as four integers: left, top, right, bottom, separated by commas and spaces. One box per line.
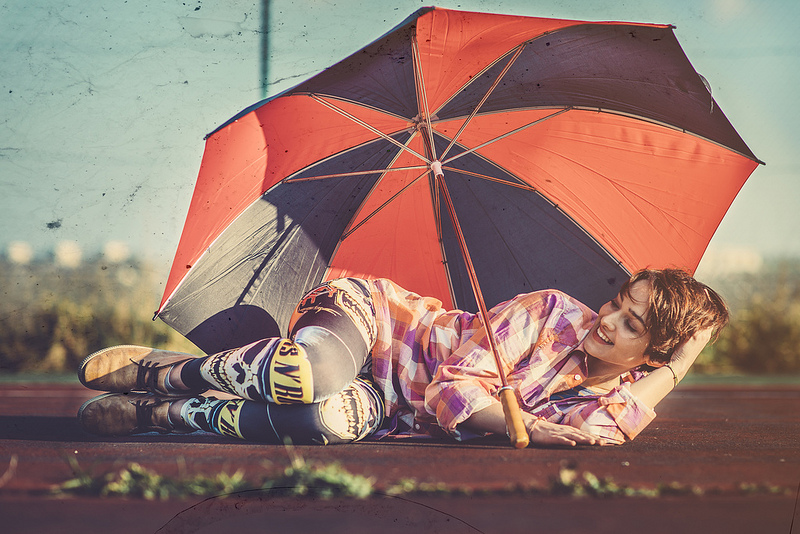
430, 161, 444, 178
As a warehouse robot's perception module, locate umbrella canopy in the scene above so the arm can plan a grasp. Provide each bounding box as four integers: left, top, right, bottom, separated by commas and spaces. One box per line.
157, 7, 761, 355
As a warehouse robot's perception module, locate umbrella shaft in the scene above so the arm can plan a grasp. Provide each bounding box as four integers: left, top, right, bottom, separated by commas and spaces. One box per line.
436, 174, 509, 388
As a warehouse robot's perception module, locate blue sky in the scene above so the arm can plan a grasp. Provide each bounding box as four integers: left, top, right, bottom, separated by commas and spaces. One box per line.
1, 0, 797, 282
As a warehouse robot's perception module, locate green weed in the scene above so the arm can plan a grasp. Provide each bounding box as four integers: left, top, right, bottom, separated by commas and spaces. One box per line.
53, 452, 375, 501
385, 462, 791, 500
52, 455, 793, 501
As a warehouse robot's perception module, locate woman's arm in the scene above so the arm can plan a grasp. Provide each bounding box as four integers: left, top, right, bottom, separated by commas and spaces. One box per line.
427, 292, 597, 438
460, 330, 714, 445
461, 402, 607, 446
628, 328, 713, 409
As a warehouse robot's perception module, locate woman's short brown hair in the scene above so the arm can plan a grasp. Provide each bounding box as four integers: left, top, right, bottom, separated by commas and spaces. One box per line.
619, 268, 729, 365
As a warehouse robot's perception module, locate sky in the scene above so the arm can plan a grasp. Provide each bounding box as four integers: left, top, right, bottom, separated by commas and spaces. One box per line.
1, 0, 798, 286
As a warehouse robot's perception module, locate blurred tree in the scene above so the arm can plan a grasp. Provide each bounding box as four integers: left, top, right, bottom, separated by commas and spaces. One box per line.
2, 256, 800, 375
715, 286, 800, 374
0, 256, 200, 374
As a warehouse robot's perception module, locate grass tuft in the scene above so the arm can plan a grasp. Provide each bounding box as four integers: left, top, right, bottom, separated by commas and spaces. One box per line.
51, 455, 794, 502
53, 452, 374, 501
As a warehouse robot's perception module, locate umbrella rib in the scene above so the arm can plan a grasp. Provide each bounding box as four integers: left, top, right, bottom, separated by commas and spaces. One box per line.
440, 166, 538, 191
411, 34, 437, 161
310, 94, 430, 164
582, 106, 765, 165
340, 169, 430, 240
284, 165, 428, 183
442, 107, 572, 165
440, 45, 525, 162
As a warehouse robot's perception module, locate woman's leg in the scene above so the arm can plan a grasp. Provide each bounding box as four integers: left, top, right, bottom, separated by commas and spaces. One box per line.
177, 278, 378, 405
78, 376, 384, 443
178, 377, 384, 444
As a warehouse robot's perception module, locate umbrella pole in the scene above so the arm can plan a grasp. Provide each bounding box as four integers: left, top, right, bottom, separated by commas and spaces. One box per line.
433, 165, 529, 449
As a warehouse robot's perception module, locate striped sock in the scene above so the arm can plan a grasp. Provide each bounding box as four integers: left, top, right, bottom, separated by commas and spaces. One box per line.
198, 338, 314, 405
197, 339, 279, 401
180, 396, 279, 442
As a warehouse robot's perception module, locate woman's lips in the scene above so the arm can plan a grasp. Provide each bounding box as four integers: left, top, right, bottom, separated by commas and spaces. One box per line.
594, 326, 612, 345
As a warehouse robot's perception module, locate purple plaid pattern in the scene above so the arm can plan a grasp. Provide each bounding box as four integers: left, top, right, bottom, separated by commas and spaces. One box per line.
366, 279, 656, 442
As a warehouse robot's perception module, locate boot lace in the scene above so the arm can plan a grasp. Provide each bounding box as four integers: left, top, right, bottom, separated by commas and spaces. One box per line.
133, 359, 168, 393
130, 397, 171, 434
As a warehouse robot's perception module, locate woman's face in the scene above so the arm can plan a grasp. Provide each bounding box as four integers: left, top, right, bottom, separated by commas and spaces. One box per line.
583, 280, 654, 371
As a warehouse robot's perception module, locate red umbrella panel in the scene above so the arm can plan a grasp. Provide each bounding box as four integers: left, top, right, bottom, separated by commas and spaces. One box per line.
156, 7, 761, 355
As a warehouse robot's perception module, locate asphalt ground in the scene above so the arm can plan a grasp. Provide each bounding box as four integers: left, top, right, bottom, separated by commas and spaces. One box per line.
0, 381, 798, 533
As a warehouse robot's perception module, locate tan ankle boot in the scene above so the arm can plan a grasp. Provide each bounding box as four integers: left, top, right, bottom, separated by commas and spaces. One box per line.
78, 345, 207, 396
78, 392, 193, 436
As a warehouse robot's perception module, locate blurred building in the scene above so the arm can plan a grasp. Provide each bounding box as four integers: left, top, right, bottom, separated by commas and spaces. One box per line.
695, 246, 764, 278
103, 240, 131, 263
7, 241, 34, 265
54, 240, 83, 268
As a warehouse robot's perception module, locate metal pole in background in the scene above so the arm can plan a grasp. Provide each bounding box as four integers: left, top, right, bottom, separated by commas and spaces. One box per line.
261, 0, 270, 99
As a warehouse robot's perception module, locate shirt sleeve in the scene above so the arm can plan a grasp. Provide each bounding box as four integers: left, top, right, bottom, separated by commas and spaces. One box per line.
424, 292, 572, 437
425, 340, 506, 437
547, 384, 657, 444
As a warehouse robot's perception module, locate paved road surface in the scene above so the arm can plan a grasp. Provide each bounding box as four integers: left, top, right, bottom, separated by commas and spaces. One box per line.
0, 381, 798, 533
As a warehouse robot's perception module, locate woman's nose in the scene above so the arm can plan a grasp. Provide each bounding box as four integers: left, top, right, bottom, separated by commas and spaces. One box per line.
600, 310, 618, 329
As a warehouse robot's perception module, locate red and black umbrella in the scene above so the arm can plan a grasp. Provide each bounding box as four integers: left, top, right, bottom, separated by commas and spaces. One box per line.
157, 7, 760, 359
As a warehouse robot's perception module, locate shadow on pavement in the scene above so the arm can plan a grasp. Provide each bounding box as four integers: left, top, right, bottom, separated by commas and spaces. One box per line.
0, 416, 86, 442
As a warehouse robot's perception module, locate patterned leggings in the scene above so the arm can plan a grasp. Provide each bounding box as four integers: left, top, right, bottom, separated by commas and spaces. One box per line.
176, 279, 385, 445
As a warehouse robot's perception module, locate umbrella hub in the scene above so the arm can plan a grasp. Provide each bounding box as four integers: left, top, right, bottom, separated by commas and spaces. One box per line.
430, 161, 444, 178
412, 113, 439, 125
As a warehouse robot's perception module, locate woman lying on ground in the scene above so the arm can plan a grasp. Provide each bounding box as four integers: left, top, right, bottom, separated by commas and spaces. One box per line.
78, 268, 728, 447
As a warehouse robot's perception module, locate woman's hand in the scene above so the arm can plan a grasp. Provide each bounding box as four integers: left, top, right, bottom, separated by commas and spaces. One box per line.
527, 418, 607, 447
629, 327, 714, 409
668, 327, 714, 381
462, 403, 607, 446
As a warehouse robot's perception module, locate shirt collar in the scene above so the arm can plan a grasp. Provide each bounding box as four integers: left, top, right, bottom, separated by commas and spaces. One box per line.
563, 349, 589, 387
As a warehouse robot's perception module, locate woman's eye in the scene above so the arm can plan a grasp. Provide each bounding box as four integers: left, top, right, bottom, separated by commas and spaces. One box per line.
625, 320, 643, 335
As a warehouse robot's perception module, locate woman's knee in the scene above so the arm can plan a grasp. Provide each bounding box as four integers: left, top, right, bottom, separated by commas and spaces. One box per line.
264, 338, 316, 404
274, 278, 377, 403
295, 326, 367, 400
265, 334, 365, 404
289, 279, 377, 349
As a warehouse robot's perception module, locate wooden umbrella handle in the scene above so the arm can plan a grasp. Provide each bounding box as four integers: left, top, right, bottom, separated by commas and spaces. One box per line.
499, 387, 529, 448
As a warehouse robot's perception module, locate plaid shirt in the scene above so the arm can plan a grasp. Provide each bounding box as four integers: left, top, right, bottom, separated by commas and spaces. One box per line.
366, 278, 656, 443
